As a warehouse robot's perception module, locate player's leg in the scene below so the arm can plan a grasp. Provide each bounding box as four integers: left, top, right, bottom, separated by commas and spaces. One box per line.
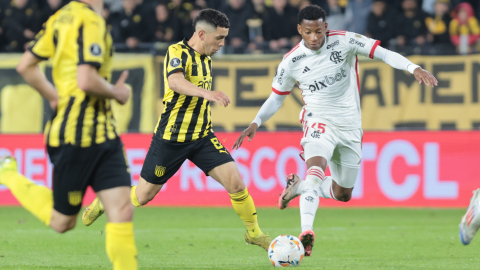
90, 138, 138, 270
97, 186, 137, 270
0, 155, 81, 233
459, 189, 480, 245
190, 133, 272, 251
207, 161, 272, 251
82, 136, 186, 225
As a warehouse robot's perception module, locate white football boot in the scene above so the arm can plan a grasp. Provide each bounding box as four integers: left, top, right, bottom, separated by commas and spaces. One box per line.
459, 189, 480, 245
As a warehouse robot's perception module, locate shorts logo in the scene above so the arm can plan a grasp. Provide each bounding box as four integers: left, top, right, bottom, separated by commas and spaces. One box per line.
90, 43, 102, 56
170, 57, 181, 68
68, 191, 83, 206
155, 166, 166, 177
311, 131, 321, 139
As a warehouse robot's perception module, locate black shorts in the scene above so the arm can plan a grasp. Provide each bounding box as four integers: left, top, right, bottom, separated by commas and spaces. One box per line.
140, 132, 235, 185
47, 137, 131, 215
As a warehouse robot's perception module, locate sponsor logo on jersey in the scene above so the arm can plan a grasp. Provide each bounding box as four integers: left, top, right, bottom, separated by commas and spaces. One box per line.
292, 53, 306, 63
303, 66, 310, 73
277, 67, 285, 85
330, 51, 344, 64
170, 57, 181, 68
326, 40, 339, 50
308, 68, 347, 92
349, 38, 365, 47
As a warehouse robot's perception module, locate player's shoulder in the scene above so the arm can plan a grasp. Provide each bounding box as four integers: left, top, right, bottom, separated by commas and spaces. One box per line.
281, 43, 305, 70
167, 41, 188, 54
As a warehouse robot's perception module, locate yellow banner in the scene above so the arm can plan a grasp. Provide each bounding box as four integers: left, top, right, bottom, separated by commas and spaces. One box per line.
1, 53, 479, 133
0, 53, 155, 133
156, 54, 480, 131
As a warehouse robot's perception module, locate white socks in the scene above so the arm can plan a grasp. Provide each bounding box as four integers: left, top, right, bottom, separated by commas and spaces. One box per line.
299, 166, 323, 232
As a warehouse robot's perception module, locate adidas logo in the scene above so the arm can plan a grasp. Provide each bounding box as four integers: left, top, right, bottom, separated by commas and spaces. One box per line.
303, 66, 310, 73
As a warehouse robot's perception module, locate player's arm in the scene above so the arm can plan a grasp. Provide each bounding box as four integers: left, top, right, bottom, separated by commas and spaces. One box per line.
168, 72, 230, 107
373, 46, 438, 87
77, 66, 130, 105
17, 51, 58, 109
232, 62, 294, 150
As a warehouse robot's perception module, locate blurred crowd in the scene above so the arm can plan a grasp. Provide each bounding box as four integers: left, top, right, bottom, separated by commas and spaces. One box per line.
0, 0, 479, 55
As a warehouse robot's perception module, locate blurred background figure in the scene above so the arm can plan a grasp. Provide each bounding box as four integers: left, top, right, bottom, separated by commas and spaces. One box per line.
449, 2, 480, 54
39, 0, 64, 26
221, 0, 252, 54
395, 0, 429, 51
111, 0, 154, 50
426, 0, 454, 54
263, 0, 299, 53
154, 2, 182, 42
345, 0, 372, 34
324, 0, 346, 31
366, 0, 397, 48
182, 5, 202, 39
4, 0, 39, 52
246, 0, 267, 53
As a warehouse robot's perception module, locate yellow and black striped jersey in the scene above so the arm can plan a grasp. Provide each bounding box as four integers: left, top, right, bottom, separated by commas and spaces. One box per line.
29, 0, 117, 147
155, 39, 213, 142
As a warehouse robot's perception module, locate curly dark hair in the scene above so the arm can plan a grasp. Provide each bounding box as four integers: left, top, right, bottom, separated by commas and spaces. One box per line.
298, 5, 326, 24
193, 9, 230, 31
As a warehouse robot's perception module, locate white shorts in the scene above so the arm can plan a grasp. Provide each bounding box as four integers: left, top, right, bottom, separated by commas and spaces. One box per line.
300, 115, 362, 189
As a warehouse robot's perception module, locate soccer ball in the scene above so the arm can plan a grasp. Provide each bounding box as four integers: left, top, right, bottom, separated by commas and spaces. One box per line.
268, 235, 305, 267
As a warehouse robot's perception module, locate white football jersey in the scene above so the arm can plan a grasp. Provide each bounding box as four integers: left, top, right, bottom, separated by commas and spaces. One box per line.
271, 30, 380, 130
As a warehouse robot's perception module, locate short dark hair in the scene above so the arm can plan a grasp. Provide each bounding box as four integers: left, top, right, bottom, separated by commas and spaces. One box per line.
193, 9, 230, 31
298, 5, 326, 24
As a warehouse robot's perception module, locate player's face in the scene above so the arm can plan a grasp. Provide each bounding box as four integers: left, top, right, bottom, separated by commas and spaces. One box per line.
298, 19, 328, 51
203, 27, 229, 56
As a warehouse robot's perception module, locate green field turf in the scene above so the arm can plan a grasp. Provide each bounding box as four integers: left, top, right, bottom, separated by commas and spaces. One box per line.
0, 207, 479, 269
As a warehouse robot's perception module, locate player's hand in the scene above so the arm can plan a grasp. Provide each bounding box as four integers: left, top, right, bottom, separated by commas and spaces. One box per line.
203, 90, 231, 107
414, 67, 438, 87
114, 70, 131, 105
49, 98, 58, 110
232, 123, 258, 150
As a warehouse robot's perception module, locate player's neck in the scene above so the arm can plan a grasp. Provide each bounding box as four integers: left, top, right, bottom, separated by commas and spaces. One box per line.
79, 0, 102, 13
187, 36, 207, 56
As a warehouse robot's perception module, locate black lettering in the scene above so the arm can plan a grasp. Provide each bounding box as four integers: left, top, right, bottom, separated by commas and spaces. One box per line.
360, 69, 385, 106
440, 122, 456, 130
432, 64, 464, 104
394, 122, 426, 130
472, 62, 480, 103
236, 69, 269, 107
394, 66, 425, 105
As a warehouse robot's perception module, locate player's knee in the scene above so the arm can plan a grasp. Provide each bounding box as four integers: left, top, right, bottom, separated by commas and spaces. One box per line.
51, 220, 76, 233
227, 176, 245, 194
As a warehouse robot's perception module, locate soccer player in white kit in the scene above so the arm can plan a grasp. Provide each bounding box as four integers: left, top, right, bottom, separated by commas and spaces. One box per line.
232, 5, 438, 257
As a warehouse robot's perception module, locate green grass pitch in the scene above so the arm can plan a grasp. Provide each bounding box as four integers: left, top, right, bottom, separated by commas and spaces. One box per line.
0, 207, 479, 269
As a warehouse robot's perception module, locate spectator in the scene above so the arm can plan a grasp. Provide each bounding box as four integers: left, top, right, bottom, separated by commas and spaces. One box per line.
324, 0, 346, 30
4, 0, 39, 52
449, 2, 480, 54
263, 0, 299, 52
299, 0, 313, 10
39, 0, 63, 26
168, 0, 193, 26
426, 0, 451, 45
111, 0, 154, 49
422, 0, 436, 14
366, 0, 397, 47
183, 5, 202, 39
221, 0, 252, 53
154, 3, 182, 42
395, 0, 429, 47
345, 0, 372, 34
247, 0, 268, 52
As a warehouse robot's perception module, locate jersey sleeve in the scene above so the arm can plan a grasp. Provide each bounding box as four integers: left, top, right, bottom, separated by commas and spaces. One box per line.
78, 14, 106, 68
165, 45, 186, 78
28, 21, 54, 60
345, 31, 381, 59
271, 60, 295, 95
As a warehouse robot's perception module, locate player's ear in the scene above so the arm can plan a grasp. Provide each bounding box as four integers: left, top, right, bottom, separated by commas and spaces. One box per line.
297, 23, 302, 35
198, 29, 206, 41
324, 22, 328, 32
